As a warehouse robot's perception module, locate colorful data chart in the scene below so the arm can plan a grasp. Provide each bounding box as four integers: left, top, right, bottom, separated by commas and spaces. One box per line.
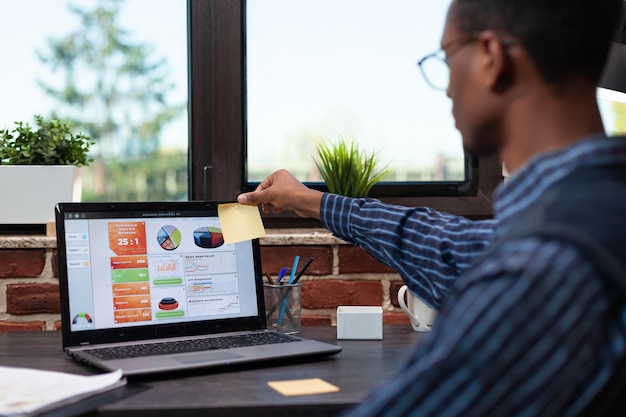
193, 226, 224, 249
158, 297, 179, 311
72, 312, 93, 324
110, 255, 152, 323
157, 225, 182, 251
155, 259, 177, 273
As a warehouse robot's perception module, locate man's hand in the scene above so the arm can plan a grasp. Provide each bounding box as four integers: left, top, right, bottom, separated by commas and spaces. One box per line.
237, 169, 323, 219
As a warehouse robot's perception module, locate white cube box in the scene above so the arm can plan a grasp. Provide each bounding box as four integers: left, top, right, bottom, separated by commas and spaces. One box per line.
336, 306, 383, 340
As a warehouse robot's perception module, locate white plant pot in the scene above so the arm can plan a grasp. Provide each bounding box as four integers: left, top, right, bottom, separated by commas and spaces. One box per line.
0, 165, 82, 225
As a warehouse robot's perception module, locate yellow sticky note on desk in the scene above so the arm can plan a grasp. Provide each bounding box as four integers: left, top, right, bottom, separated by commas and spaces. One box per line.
218, 203, 266, 244
267, 378, 340, 397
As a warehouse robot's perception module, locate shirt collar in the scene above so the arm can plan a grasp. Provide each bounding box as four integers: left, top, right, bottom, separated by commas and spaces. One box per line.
493, 135, 626, 232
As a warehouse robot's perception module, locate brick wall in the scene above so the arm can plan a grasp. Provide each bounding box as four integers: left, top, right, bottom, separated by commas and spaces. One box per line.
0, 246, 61, 332
0, 231, 411, 333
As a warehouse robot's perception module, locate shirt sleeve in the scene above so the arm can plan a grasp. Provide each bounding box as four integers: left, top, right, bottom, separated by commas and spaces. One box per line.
320, 193, 494, 307
343, 239, 624, 417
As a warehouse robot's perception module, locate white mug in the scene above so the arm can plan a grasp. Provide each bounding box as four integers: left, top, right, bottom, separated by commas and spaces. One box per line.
398, 285, 437, 332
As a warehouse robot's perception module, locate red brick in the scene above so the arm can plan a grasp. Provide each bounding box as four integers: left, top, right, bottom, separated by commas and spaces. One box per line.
260, 246, 332, 276
302, 315, 332, 326
0, 249, 46, 278
0, 321, 46, 334
6, 283, 61, 315
302, 280, 381, 309
53, 320, 63, 331
338, 245, 395, 274
52, 249, 59, 278
389, 281, 406, 308
383, 312, 412, 325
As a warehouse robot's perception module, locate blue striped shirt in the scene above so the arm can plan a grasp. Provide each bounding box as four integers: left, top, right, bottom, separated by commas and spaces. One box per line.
321, 136, 626, 416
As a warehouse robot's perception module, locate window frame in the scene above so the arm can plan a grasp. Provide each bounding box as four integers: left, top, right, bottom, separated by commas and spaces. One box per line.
188, 0, 501, 227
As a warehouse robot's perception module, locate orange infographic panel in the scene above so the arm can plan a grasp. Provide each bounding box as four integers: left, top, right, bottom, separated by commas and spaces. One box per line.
108, 222, 147, 256
113, 295, 151, 310
114, 308, 152, 323
110, 255, 149, 270
112, 282, 151, 297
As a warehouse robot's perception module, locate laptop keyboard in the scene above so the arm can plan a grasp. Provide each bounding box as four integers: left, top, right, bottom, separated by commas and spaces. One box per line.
83, 331, 299, 361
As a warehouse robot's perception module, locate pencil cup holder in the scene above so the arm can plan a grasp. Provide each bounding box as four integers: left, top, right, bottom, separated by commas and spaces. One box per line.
263, 283, 302, 334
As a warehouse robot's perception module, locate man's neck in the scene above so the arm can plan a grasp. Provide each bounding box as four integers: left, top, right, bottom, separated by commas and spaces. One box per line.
500, 85, 605, 173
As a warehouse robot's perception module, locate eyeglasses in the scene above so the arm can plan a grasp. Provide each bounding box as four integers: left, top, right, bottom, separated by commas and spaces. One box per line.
417, 36, 477, 91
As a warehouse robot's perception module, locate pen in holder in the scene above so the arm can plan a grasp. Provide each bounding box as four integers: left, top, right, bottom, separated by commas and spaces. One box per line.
263, 283, 302, 334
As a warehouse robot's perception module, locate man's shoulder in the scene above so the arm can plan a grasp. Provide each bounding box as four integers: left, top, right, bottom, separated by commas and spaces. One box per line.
500, 164, 626, 291
543, 163, 626, 212
536, 165, 626, 245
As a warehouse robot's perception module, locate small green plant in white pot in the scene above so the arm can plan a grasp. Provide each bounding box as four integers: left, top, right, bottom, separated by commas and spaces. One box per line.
0, 115, 93, 166
0, 115, 93, 226
314, 136, 393, 197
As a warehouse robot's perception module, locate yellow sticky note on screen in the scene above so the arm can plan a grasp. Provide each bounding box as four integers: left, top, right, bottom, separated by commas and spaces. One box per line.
267, 378, 340, 397
218, 203, 266, 244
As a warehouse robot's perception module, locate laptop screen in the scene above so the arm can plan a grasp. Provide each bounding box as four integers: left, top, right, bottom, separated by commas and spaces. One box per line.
55, 202, 266, 345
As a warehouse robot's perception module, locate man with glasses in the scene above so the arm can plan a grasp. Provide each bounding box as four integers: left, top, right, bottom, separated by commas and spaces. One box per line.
239, 0, 626, 415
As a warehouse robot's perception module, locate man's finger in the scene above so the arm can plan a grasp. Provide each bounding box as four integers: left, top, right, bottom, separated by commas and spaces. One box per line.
237, 193, 256, 204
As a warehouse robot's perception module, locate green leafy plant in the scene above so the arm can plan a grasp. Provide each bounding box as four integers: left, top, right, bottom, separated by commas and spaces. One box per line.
0, 115, 93, 166
315, 136, 394, 197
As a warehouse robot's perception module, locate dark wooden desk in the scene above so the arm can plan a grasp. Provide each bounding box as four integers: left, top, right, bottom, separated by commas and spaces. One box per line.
0, 325, 421, 417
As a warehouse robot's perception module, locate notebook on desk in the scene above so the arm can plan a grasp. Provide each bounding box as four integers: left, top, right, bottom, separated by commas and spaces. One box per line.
54, 201, 341, 377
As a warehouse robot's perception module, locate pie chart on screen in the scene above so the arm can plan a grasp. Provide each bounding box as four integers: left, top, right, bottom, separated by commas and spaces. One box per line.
193, 227, 224, 249
157, 225, 182, 250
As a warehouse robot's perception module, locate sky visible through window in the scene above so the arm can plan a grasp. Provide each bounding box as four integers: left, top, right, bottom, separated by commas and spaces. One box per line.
246, 0, 625, 183
1, 0, 622, 193
246, 0, 464, 182
0, 0, 187, 152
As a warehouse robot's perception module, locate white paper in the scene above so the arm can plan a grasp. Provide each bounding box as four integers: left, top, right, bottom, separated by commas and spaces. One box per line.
0, 366, 124, 416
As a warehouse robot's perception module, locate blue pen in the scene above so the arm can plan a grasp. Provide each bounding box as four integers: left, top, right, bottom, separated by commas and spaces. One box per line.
288, 255, 300, 284
278, 256, 300, 326
276, 267, 287, 284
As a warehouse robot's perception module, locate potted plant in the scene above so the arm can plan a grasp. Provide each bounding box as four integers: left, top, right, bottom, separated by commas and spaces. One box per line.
314, 136, 394, 197
0, 115, 93, 227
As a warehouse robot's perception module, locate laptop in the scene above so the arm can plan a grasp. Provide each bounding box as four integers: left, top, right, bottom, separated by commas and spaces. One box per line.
55, 201, 341, 376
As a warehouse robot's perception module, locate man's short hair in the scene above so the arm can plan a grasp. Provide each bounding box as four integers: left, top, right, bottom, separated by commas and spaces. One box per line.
452, 0, 623, 87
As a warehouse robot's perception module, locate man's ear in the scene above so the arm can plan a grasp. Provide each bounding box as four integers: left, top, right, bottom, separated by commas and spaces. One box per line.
477, 31, 514, 93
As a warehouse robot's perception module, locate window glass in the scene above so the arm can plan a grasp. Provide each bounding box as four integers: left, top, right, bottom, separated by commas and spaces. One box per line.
0, 0, 188, 201
245, 0, 464, 183
598, 91, 626, 135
